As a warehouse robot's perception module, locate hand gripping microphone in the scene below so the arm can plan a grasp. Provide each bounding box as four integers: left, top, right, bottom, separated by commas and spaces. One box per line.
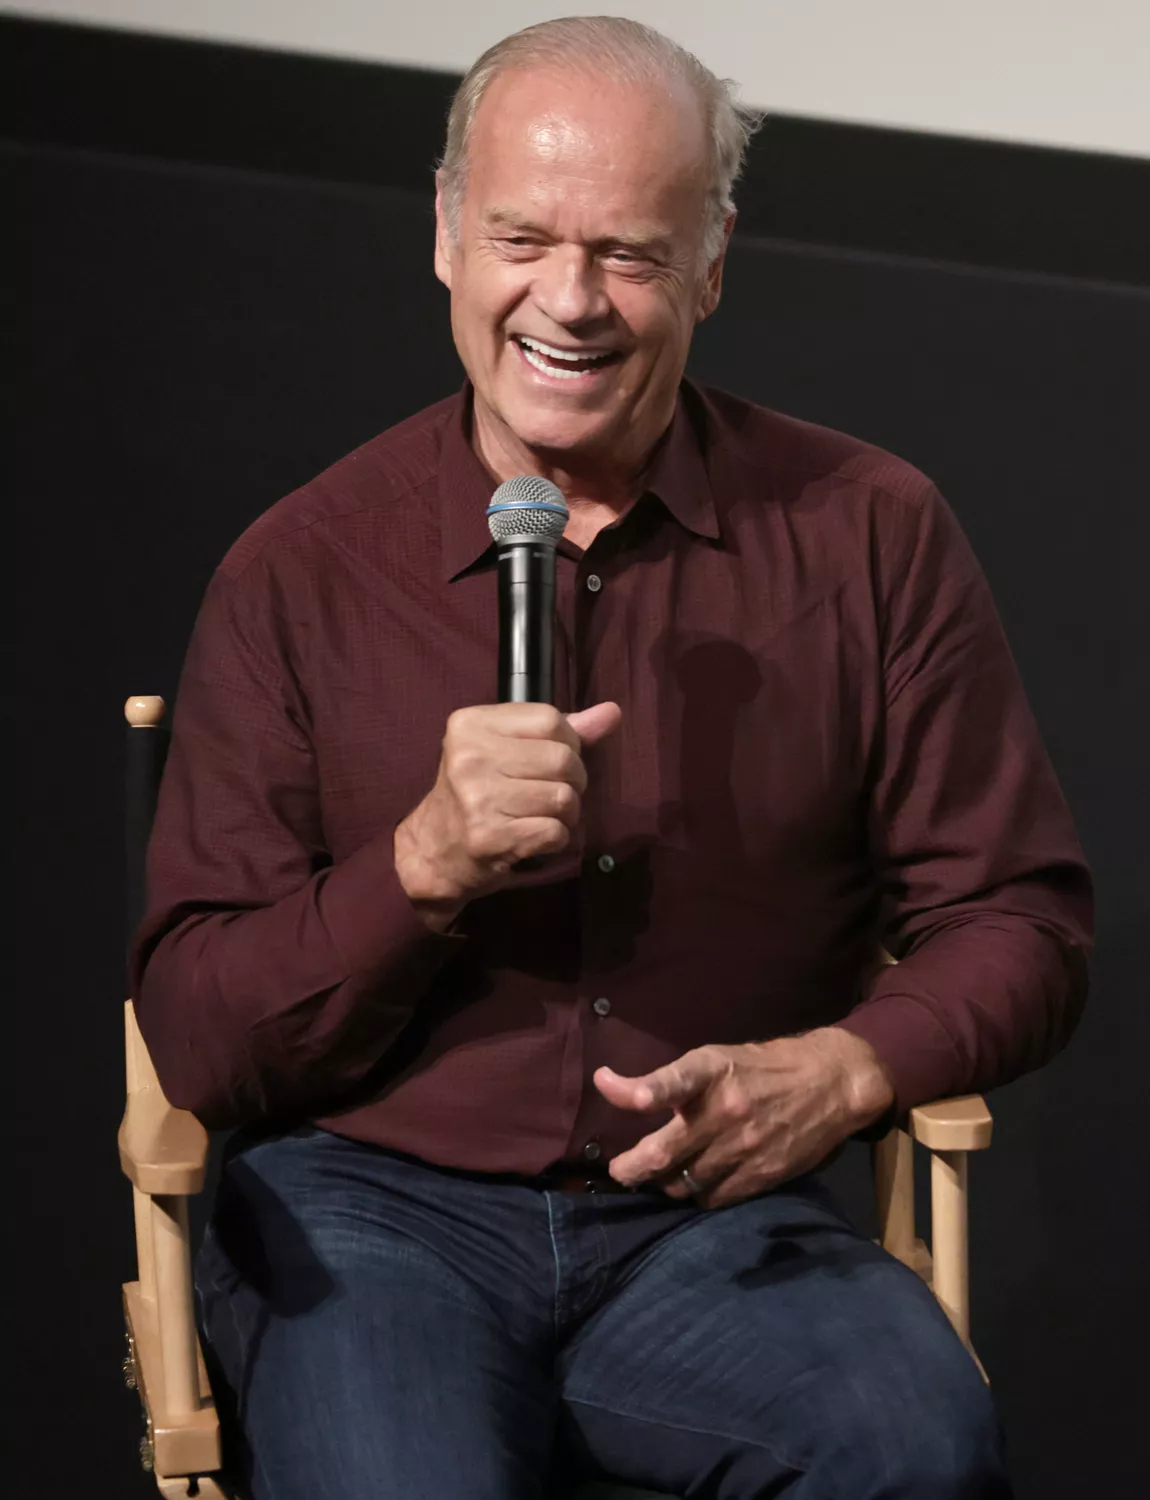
485, 477, 569, 704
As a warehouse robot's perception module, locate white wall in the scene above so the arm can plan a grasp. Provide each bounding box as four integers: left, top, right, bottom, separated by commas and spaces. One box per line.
8, 0, 1149, 158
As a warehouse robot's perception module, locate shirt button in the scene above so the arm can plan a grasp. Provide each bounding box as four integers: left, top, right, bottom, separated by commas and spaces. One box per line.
592, 996, 611, 1017
582, 1140, 602, 1161
597, 853, 616, 873
586, 573, 603, 593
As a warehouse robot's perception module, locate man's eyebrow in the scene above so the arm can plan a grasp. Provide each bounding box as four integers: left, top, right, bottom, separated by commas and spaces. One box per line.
483, 209, 672, 255
484, 208, 541, 232
596, 230, 673, 255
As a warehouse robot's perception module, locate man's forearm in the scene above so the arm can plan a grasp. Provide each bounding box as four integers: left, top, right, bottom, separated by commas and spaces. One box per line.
836, 910, 1090, 1115
134, 830, 463, 1127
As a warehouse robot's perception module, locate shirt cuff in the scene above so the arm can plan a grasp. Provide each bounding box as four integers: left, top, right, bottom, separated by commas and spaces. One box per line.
835, 993, 965, 1123
318, 828, 467, 980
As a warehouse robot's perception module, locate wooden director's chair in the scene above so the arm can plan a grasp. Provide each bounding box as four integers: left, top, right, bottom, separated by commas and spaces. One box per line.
119, 695, 993, 1499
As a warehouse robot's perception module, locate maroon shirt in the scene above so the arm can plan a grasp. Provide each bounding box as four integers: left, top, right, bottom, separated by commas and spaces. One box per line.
132, 381, 1092, 1173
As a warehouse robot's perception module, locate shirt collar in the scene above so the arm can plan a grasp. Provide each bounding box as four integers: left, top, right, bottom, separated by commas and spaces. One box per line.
642, 381, 721, 542
438, 381, 719, 581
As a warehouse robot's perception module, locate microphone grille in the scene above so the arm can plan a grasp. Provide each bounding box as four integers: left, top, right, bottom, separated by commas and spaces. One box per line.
486, 476, 569, 543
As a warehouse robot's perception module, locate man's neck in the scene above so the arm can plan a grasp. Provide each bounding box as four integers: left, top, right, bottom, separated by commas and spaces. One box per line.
471, 398, 670, 549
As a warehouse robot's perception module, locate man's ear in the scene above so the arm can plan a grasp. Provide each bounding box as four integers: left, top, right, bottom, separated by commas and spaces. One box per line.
434, 172, 454, 290
696, 211, 736, 323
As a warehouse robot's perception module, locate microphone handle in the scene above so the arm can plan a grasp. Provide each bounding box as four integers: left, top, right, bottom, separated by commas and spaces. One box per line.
496, 538, 558, 874
496, 539, 556, 704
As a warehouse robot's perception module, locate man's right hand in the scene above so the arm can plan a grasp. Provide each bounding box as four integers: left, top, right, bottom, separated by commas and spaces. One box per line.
394, 701, 622, 928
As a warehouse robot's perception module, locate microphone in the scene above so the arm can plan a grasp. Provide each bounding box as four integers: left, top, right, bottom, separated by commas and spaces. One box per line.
486, 477, 569, 704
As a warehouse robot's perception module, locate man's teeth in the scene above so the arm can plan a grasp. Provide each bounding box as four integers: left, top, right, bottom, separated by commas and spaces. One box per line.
519, 336, 610, 362
517, 335, 614, 378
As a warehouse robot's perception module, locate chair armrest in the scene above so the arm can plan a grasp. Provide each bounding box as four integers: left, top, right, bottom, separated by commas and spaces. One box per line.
909, 1094, 992, 1152
118, 1090, 209, 1195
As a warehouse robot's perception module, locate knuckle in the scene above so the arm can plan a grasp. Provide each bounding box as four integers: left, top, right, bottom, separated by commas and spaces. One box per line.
721, 1088, 752, 1124
550, 742, 577, 777
554, 783, 579, 819
445, 707, 474, 741
540, 821, 571, 854
468, 822, 503, 858
532, 704, 564, 737
456, 779, 487, 817
693, 1044, 725, 1077
446, 743, 481, 782
709, 1045, 737, 1076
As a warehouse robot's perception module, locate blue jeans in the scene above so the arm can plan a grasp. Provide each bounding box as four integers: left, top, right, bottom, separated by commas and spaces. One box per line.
196, 1126, 1010, 1499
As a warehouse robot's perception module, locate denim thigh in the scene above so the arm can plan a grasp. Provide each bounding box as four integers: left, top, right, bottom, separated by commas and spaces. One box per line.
557, 1178, 1011, 1499
197, 1128, 1011, 1500
196, 1127, 563, 1500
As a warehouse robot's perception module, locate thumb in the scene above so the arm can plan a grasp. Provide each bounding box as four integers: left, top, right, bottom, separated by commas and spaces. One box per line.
567, 700, 622, 748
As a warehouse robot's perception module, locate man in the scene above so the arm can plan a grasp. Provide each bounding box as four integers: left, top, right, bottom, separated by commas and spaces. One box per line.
134, 16, 1092, 1500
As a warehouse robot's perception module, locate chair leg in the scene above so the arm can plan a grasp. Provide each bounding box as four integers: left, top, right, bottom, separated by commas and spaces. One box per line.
873, 1129, 916, 1263
155, 1478, 231, 1499
872, 1129, 932, 1280
930, 1149, 969, 1344
151, 1193, 201, 1417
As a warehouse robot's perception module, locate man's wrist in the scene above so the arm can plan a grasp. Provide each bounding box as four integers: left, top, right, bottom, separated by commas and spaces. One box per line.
393, 813, 467, 933
813, 1026, 897, 1131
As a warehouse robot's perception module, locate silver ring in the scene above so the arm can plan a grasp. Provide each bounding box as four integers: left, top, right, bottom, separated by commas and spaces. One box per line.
681, 1167, 703, 1195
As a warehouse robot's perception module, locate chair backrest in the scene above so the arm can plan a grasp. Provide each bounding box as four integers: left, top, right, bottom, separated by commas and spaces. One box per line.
125, 694, 169, 942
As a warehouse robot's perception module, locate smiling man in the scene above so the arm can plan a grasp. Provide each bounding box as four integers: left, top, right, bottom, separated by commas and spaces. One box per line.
134, 16, 1091, 1500
435, 57, 719, 521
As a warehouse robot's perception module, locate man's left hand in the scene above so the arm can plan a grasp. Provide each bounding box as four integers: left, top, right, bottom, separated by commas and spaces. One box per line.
595, 1029, 895, 1209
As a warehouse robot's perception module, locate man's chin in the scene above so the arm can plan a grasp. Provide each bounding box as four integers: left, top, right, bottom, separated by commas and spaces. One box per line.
499, 402, 618, 460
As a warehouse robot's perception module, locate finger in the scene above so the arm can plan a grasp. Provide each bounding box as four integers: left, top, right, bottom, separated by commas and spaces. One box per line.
503, 816, 575, 864
496, 740, 588, 793
598, 1049, 722, 1113
608, 1085, 745, 1189
566, 701, 622, 748
646, 1049, 726, 1109
494, 778, 581, 828
483, 703, 578, 744
607, 1112, 716, 1188
486, 815, 570, 864
592, 1065, 660, 1111
658, 1131, 748, 1199
666, 1156, 749, 1207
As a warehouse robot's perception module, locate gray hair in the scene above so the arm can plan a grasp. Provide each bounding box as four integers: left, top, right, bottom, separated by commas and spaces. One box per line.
438, 15, 764, 269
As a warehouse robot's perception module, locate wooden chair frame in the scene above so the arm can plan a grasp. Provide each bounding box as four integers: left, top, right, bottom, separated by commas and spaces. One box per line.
119, 696, 992, 1497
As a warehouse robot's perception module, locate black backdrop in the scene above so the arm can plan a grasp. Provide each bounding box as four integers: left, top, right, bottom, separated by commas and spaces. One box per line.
6, 18, 1150, 1499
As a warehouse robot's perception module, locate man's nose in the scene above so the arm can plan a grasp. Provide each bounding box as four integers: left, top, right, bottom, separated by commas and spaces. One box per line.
532, 247, 610, 328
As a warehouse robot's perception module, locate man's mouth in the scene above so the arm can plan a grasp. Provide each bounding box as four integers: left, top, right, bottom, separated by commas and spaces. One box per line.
513, 335, 622, 380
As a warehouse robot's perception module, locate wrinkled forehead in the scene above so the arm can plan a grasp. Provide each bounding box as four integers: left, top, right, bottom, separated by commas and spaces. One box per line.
465, 64, 711, 216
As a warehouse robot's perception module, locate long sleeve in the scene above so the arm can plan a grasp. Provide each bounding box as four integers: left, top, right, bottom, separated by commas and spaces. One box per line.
130, 562, 463, 1129
836, 484, 1093, 1112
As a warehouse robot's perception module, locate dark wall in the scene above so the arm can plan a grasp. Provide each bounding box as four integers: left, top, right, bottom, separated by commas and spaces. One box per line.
6, 18, 1149, 1498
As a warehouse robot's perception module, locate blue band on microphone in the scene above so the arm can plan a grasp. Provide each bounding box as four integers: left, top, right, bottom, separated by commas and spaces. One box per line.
485, 500, 569, 517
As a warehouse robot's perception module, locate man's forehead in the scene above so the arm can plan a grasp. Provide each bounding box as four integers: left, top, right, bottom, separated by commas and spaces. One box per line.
473, 64, 707, 160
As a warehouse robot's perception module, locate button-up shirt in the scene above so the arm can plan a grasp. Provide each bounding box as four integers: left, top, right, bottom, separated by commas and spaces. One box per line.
132, 381, 1092, 1173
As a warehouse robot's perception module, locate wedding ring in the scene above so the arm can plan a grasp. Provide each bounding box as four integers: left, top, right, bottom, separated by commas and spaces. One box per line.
681, 1167, 703, 1195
